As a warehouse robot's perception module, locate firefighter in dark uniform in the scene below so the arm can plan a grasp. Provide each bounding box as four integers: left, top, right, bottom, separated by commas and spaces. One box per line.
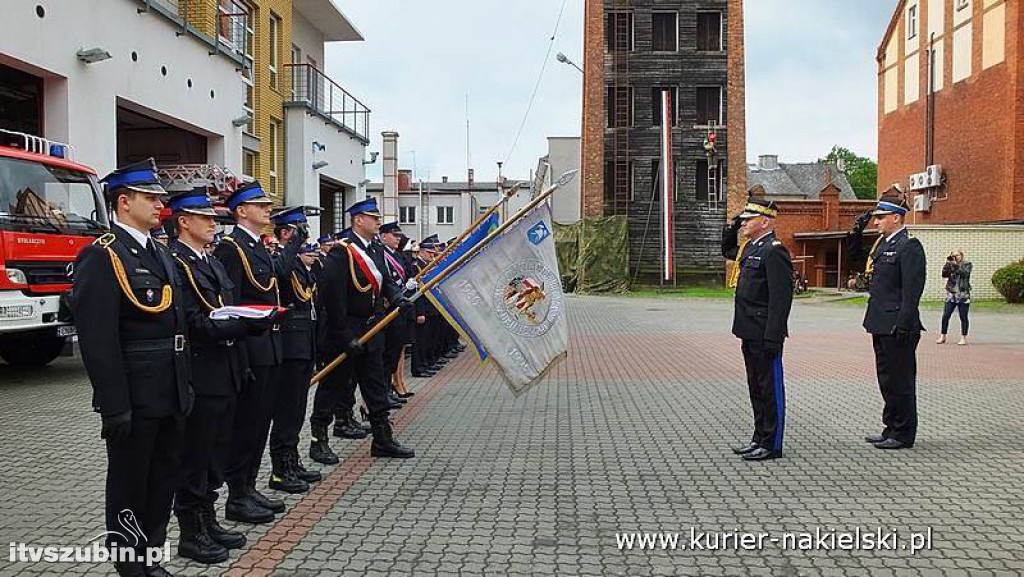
411, 235, 441, 377
378, 221, 416, 401
862, 195, 926, 450
267, 207, 322, 493
166, 189, 253, 564
308, 198, 416, 463
213, 181, 293, 523
722, 198, 794, 461
72, 159, 190, 577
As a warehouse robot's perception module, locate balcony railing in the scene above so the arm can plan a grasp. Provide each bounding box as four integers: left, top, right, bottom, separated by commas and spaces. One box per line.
285, 63, 370, 143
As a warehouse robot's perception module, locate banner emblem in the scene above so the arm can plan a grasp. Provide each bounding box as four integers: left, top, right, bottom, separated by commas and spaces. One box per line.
493, 260, 563, 337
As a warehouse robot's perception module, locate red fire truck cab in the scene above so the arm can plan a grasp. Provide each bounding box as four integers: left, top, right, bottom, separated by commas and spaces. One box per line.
0, 130, 107, 366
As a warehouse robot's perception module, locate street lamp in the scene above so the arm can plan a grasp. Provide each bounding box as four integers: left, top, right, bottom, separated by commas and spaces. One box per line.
556, 52, 583, 74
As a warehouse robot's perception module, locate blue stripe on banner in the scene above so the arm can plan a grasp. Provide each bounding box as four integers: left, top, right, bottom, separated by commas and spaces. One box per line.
772, 354, 786, 452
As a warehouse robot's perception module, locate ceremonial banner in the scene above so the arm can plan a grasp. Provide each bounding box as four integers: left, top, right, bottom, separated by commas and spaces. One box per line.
422, 213, 500, 360
429, 202, 568, 396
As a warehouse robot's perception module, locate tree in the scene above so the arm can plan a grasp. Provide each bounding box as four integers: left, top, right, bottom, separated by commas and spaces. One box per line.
819, 145, 879, 200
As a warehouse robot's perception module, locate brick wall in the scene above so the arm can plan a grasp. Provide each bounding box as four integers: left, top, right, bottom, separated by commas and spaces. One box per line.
909, 224, 1024, 300
580, 0, 605, 219
877, 0, 1022, 224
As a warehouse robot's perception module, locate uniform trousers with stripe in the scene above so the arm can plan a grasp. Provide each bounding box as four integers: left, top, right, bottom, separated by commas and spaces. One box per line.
740, 339, 786, 452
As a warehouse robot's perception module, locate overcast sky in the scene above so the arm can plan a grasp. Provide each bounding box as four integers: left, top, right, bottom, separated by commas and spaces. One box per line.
328, 1, 895, 181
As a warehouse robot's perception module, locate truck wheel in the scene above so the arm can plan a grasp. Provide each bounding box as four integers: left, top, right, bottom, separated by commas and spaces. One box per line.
0, 334, 66, 367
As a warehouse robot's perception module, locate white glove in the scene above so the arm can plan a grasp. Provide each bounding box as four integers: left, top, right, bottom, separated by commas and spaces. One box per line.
405, 278, 419, 291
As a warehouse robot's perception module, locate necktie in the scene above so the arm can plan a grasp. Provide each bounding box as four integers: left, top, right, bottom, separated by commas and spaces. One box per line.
146, 239, 159, 260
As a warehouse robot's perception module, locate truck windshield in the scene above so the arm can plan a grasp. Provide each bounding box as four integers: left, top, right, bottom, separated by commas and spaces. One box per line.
0, 156, 108, 235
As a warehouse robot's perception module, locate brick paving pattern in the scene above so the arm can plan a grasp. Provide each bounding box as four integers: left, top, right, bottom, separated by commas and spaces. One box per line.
1, 295, 1023, 576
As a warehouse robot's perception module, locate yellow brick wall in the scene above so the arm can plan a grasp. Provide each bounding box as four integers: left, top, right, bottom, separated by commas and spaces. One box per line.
909, 225, 1024, 300
183, 0, 292, 206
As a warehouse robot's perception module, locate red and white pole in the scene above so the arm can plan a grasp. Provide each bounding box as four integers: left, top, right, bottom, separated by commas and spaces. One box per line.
660, 89, 675, 282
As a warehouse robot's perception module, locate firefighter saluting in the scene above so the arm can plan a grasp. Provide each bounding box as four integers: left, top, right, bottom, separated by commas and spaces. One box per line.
71, 159, 190, 577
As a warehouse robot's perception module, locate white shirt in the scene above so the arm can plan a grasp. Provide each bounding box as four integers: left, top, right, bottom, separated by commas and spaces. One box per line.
353, 231, 373, 248
885, 226, 907, 243
113, 218, 152, 249
236, 223, 262, 243
180, 240, 208, 262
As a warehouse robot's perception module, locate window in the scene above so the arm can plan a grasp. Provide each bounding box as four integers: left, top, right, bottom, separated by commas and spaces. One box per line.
217, 0, 252, 54
242, 150, 256, 179
269, 12, 281, 90
651, 87, 677, 126
652, 12, 677, 51
697, 12, 722, 51
605, 12, 634, 52
436, 206, 454, 225
606, 86, 634, 128
696, 86, 722, 125
268, 118, 280, 196
907, 5, 918, 39
290, 45, 301, 99
477, 205, 492, 215
696, 160, 723, 202
399, 206, 417, 224
603, 160, 634, 210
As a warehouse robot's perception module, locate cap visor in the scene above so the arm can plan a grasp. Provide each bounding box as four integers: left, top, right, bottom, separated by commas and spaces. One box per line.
125, 184, 168, 195
738, 211, 761, 219
871, 209, 894, 216
182, 207, 220, 217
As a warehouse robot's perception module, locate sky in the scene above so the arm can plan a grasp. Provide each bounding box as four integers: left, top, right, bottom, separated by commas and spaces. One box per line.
327, 0, 896, 182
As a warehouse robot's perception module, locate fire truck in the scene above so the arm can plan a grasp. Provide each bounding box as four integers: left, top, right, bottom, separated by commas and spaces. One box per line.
0, 130, 107, 366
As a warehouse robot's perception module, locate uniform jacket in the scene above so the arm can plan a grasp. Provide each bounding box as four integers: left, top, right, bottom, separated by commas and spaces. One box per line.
169, 239, 249, 396
214, 227, 290, 366
412, 257, 440, 317
725, 231, 794, 343
279, 256, 317, 362
318, 232, 401, 356
863, 229, 926, 335
73, 225, 192, 418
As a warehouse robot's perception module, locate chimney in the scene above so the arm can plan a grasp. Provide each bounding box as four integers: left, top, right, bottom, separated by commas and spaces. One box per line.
381, 131, 399, 222
823, 165, 833, 187
757, 155, 779, 170
442, 176, 448, 183
398, 169, 412, 192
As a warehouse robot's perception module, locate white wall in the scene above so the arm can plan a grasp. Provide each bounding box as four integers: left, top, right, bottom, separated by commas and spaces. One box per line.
397, 192, 476, 242
547, 137, 581, 224
0, 0, 246, 176
284, 106, 366, 238
291, 11, 326, 68
909, 224, 1024, 300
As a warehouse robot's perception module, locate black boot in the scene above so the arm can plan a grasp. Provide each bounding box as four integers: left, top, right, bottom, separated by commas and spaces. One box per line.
225, 483, 275, 524
247, 481, 285, 513
268, 452, 309, 494
176, 509, 229, 564
370, 420, 415, 458
201, 503, 245, 550
289, 448, 322, 483
333, 411, 368, 439
388, 392, 405, 410
354, 409, 371, 432
310, 424, 340, 465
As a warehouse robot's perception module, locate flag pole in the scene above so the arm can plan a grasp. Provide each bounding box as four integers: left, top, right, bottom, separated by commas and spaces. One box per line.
310, 170, 577, 386
415, 182, 525, 281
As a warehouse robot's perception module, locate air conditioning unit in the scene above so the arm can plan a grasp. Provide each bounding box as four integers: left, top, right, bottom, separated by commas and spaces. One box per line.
909, 173, 928, 191
913, 193, 932, 212
924, 164, 942, 188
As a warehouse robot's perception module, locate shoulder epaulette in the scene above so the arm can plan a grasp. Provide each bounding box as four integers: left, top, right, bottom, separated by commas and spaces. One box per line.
94, 233, 116, 247
338, 238, 351, 246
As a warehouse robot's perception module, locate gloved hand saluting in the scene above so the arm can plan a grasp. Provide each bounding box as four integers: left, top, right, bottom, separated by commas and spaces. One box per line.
853, 210, 873, 234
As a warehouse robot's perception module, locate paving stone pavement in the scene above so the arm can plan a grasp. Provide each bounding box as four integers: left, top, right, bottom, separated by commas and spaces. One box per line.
1, 295, 1023, 576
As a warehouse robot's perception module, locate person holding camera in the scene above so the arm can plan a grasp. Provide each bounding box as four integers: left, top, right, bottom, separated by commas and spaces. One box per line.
937, 249, 972, 346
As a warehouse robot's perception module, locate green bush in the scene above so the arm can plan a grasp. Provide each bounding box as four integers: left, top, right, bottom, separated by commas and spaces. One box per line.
991, 259, 1024, 303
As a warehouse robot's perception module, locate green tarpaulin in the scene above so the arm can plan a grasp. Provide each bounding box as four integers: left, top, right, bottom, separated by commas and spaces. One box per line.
554, 216, 629, 294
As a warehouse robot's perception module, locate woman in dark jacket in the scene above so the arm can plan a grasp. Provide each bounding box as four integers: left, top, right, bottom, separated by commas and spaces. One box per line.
937, 249, 972, 346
